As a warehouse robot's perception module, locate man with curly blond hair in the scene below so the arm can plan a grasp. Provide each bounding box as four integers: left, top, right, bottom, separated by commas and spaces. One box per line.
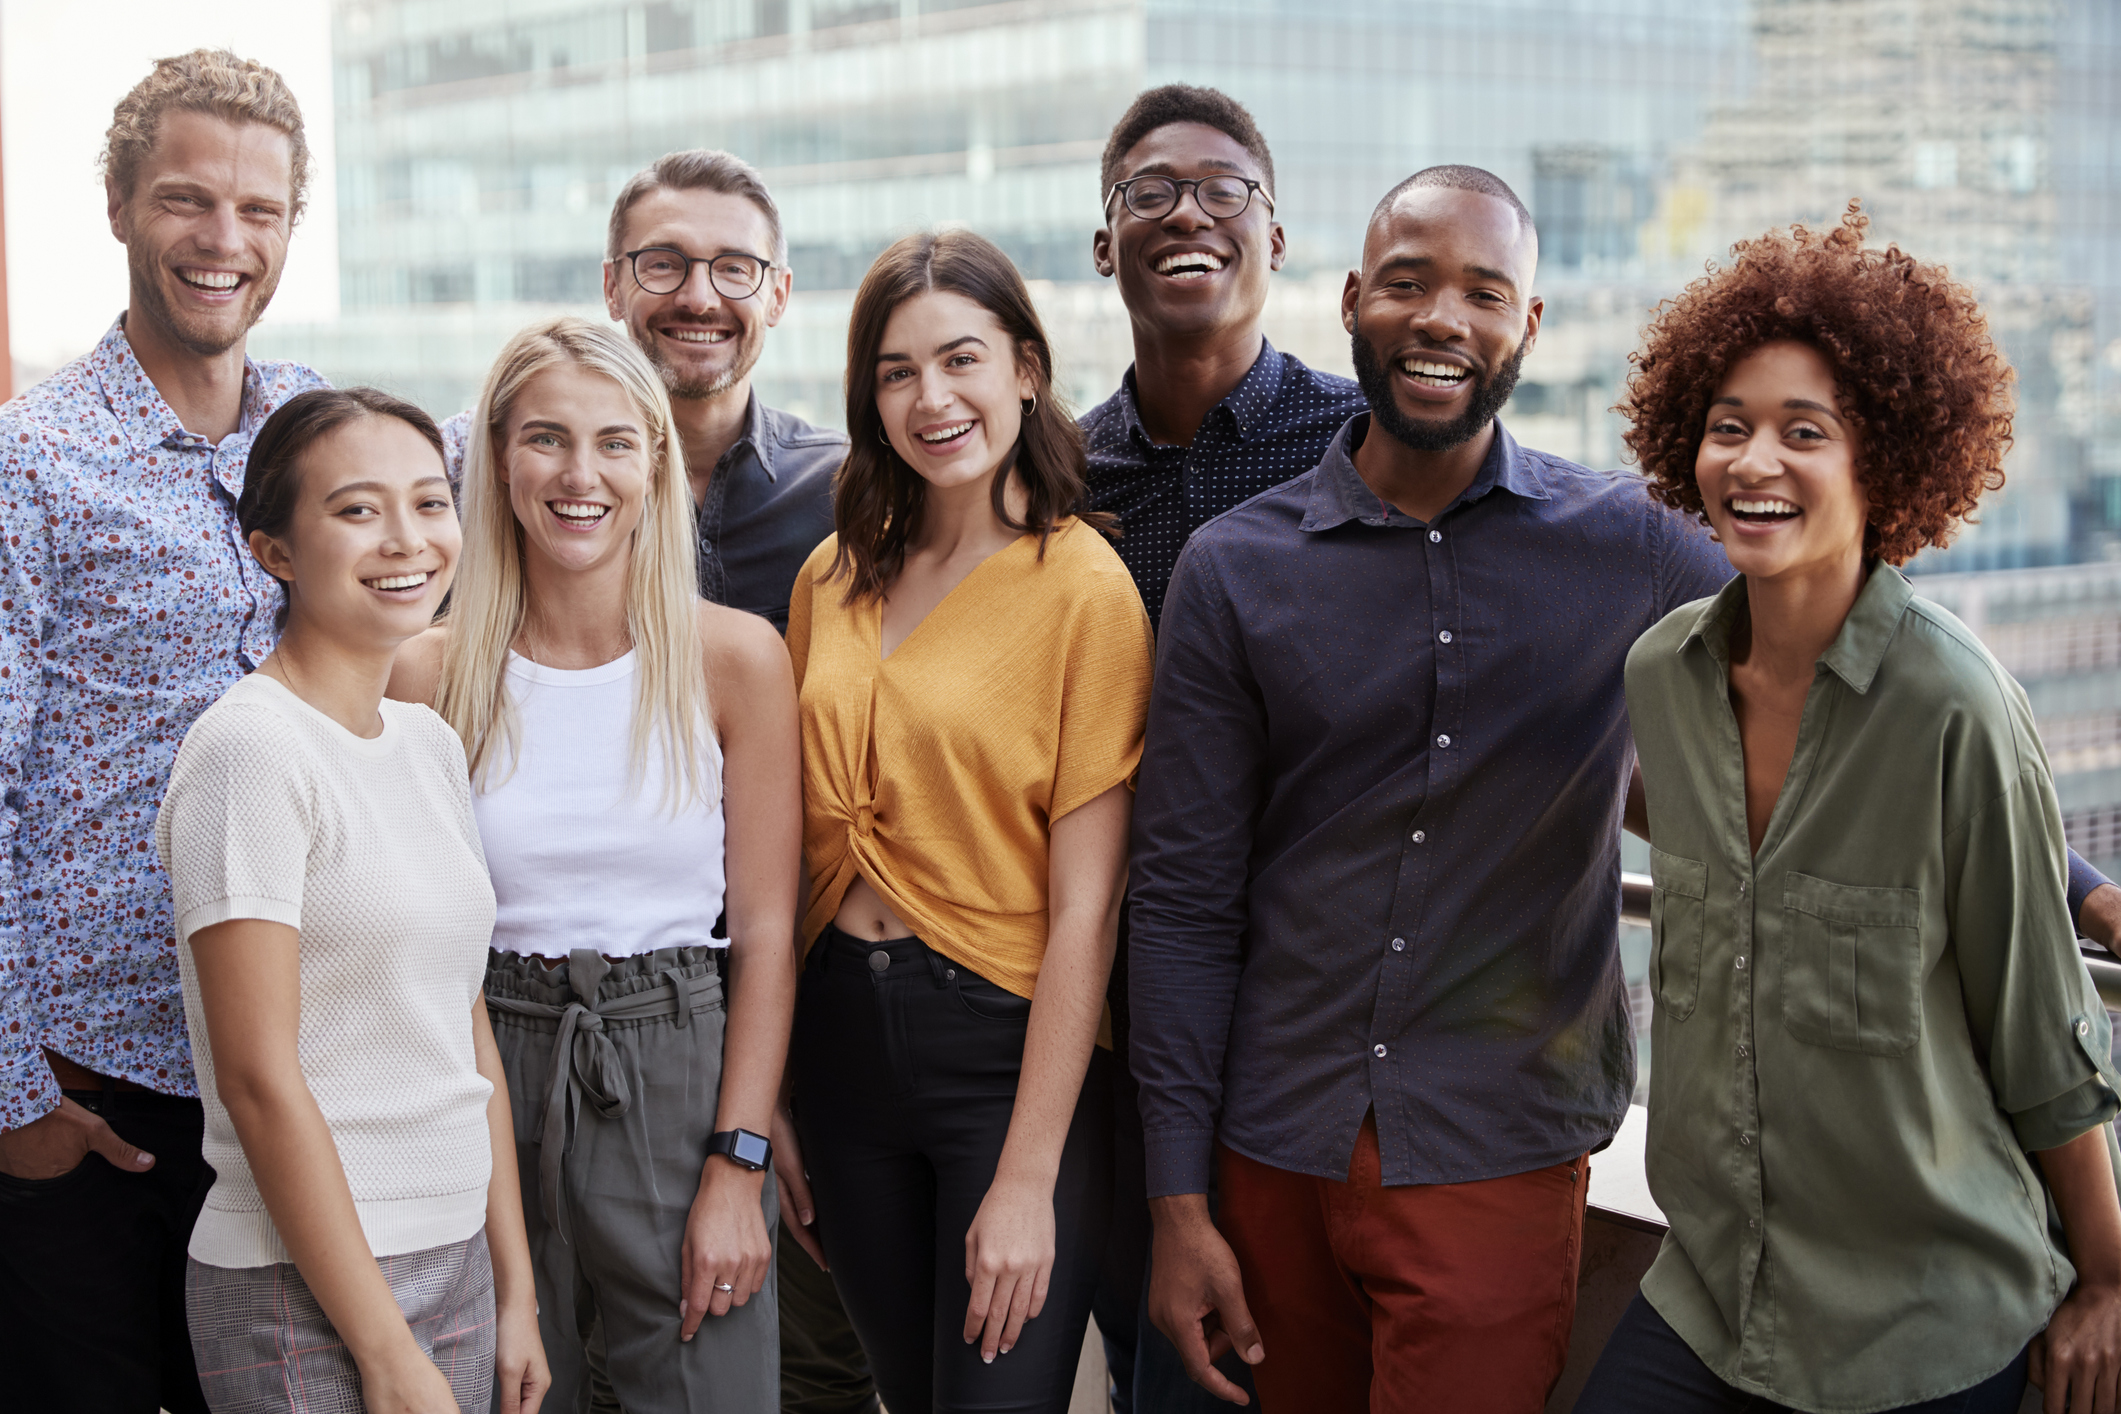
0, 49, 324, 1413
1579, 206, 2121, 1414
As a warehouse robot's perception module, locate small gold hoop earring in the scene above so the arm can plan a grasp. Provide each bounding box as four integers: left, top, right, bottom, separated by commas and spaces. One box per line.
1022, 394, 1038, 417
876, 424, 891, 446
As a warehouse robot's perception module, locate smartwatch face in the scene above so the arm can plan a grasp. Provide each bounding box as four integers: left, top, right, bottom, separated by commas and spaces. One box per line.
730, 1129, 771, 1169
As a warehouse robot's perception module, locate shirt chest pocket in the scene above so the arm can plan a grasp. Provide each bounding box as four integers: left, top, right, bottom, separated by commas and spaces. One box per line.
1649, 848, 1708, 1021
1780, 874, 1924, 1056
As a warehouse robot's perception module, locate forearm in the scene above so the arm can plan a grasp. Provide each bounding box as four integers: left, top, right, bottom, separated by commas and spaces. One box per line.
2081, 880, 2121, 953
998, 909, 1114, 1188
2040, 1124, 2121, 1289
714, 923, 797, 1140
223, 1074, 417, 1362
472, 1000, 534, 1311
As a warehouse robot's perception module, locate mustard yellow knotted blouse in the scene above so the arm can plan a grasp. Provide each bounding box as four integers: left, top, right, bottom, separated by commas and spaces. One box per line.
786, 519, 1154, 1000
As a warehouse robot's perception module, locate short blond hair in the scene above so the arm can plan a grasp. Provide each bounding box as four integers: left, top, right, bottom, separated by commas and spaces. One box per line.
102, 49, 310, 219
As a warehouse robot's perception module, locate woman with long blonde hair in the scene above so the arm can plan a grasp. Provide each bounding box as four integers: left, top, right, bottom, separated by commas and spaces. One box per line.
390, 317, 801, 1414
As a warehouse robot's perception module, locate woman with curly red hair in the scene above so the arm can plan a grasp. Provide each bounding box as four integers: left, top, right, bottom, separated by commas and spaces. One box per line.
1579, 206, 2121, 1414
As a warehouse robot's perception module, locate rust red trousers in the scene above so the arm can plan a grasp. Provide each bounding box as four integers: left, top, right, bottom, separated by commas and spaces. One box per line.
1218, 1114, 1587, 1414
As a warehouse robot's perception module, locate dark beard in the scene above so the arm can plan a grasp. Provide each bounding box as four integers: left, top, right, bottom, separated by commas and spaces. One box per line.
1350, 317, 1528, 453
126, 245, 274, 358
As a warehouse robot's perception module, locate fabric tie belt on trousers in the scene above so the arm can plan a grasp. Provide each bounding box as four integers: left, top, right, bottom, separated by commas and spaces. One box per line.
483, 947, 723, 1245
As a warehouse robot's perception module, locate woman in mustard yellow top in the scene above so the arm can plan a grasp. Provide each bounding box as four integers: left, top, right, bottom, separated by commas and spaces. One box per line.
778, 230, 1151, 1414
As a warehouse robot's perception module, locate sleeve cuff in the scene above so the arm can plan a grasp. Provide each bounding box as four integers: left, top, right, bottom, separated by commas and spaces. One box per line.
2070, 851, 2116, 935
0, 1040, 61, 1132
174, 896, 302, 948
1144, 1126, 1217, 1199
2012, 1008, 2121, 1153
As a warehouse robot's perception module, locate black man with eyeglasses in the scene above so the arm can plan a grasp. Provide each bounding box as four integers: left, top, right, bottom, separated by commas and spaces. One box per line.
1085, 86, 1365, 632
1081, 85, 1363, 1414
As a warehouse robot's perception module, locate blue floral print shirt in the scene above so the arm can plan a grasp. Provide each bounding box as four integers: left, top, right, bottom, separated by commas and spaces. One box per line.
0, 319, 326, 1129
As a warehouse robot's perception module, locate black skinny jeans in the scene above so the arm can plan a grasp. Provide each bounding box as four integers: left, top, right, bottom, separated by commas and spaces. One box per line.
792, 926, 1113, 1414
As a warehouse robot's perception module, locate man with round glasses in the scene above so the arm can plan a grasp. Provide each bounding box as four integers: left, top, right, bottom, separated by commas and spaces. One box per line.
443, 150, 841, 637
1082, 84, 1366, 1414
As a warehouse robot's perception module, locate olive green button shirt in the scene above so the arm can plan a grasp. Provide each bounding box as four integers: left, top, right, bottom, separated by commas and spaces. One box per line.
1626, 564, 2121, 1414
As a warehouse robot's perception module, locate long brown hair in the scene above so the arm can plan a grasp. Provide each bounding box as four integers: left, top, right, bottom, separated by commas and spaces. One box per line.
829, 229, 1113, 601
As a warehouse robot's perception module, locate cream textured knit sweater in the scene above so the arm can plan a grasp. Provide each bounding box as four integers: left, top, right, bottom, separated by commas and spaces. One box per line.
157, 673, 496, 1268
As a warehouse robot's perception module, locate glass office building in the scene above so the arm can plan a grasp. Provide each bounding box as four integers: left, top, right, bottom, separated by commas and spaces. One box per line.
254, 0, 2121, 880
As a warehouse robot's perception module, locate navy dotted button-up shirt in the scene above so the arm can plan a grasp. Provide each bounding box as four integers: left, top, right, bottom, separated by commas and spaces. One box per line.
1128, 414, 1734, 1196
1081, 340, 1365, 629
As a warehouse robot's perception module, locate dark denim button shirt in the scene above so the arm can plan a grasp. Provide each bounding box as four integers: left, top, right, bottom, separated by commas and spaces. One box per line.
1081, 340, 1365, 628
1128, 414, 1734, 1196
695, 394, 842, 632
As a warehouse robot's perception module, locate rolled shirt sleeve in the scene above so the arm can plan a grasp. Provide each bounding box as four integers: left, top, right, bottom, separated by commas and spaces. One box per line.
1949, 764, 2121, 1152
1128, 539, 1267, 1197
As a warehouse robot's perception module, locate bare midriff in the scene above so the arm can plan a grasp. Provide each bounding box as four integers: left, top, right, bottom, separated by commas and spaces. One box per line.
833, 875, 916, 942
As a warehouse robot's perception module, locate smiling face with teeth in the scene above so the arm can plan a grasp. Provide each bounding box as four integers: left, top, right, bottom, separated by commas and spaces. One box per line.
499, 364, 655, 585
604, 186, 790, 404
1695, 340, 1868, 586
1343, 185, 1541, 468
873, 291, 1038, 499
110, 109, 294, 364
246, 414, 460, 655
1094, 122, 1285, 346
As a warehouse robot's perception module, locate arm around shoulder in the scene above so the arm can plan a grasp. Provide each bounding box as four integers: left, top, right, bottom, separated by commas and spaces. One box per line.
387, 625, 449, 710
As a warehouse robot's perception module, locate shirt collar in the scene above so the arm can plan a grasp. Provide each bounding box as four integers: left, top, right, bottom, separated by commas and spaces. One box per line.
1300, 414, 1545, 532
88, 315, 270, 450
718, 390, 777, 482
1680, 562, 1914, 694
1117, 337, 1287, 448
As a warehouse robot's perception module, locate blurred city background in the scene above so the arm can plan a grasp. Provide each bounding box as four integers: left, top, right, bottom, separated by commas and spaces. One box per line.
4, 0, 2120, 1074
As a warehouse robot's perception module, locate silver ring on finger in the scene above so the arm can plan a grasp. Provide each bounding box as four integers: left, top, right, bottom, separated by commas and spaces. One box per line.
715, 1282, 735, 1292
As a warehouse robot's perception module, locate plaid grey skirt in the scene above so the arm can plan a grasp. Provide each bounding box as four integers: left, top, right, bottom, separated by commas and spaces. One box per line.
186, 1229, 495, 1413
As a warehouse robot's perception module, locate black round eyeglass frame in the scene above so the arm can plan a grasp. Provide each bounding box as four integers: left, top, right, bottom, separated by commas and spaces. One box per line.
621, 247, 777, 299
1105, 175, 1274, 222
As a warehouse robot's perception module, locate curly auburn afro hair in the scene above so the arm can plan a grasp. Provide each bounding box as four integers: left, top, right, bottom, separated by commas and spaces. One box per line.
1618, 203, 2012, 565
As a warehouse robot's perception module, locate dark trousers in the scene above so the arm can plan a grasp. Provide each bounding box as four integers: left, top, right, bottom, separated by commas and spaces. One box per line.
1099, 925, 1257, 1413
779, 1221, 880, 1414
792, 927, 1113, 1414
0, 1088, 213, 1414
1575, 1293, 2030, 1414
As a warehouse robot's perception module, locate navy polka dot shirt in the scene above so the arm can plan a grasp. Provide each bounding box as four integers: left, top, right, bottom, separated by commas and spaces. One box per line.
1081, 340, 1367, 629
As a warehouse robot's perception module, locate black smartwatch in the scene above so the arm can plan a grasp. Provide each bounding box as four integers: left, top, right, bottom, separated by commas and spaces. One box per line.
708, 1128, 772, 1172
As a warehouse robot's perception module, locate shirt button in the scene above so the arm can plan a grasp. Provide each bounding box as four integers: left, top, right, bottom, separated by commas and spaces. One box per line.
1737, 880, 1748, 897
1735, 956, 1747, 970
2079, 1020, 2092, 1038
1736, 1044, 1748, 1058
1411, 830, 1426, 844
1373, 1044, 1388, 1058
1391, 938, 1406, 952
1748, 1218, 1759, 1230
1438, 630, 1453, 644
1436, 734, 1451, 748
868, 950, 890, 972
1429, 529, 1442, 543
1739, 1134, 1752, 1146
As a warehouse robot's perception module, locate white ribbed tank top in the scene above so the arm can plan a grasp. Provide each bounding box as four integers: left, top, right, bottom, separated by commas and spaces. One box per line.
474, 651, 727, 957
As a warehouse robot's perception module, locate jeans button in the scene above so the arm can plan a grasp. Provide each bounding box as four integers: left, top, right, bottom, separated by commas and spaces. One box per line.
868, 949, 890, 972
